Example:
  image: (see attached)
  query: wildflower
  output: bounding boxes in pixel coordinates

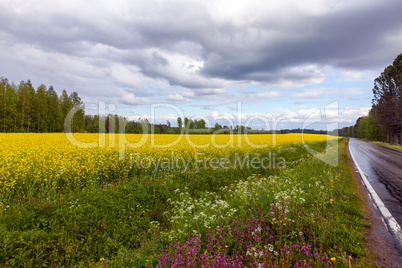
[331,257,336,261]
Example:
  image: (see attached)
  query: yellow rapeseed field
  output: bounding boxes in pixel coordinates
[0,133,338,196]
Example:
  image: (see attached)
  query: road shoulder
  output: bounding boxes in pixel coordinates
[368,140,402,152]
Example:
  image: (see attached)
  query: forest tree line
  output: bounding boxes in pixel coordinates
[0,77,181,134]
[336,53,402,144]
[0,78,85,133]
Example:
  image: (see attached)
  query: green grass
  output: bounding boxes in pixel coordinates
[0,139,374,267]
[369,141,402,151]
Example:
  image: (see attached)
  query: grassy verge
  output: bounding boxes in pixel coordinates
[0,139,373,267]
[369,141,402,151]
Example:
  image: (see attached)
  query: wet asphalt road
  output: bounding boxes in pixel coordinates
[349,138,402,226]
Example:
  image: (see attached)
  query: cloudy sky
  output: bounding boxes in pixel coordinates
[1,0,401,130]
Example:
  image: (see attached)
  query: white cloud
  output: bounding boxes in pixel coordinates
[120,92,147,105]
[255,91,281,98]
[166,94,190,103]
[292,90,325,99]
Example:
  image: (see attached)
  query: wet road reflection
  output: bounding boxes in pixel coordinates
[349,138,402,226]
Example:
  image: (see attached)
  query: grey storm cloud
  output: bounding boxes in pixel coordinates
[0,0,401,100]
[199,1,402,81]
